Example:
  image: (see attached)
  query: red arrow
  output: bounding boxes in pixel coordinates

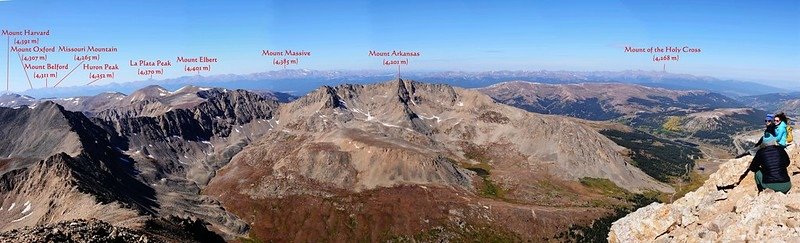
[53,60,84,88]
[86,77,103,85]
[17,52,32,89]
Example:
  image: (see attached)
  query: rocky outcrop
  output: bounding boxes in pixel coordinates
[0,219,155,243]
[0,217,224,243]
[609,145,800,242]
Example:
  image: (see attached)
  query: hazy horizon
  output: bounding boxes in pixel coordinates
[0,68,791,101]
[1,0,797,92]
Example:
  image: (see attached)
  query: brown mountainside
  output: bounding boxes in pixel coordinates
[205,79,670,241]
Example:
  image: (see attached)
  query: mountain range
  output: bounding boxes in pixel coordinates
[15,69,790,99]
[738,92,800,116]
[0,79,690,241]
[479,81,764,153]
[477,81,743,120]
[0,76,788,241]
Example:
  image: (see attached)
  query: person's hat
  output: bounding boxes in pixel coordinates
[766,113,775,120]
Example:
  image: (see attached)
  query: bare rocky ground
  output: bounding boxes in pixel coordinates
[0,219,153,243]
[0,217,224,243]
[610,144,800,241]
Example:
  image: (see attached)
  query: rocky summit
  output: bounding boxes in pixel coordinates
[609,145,800,242]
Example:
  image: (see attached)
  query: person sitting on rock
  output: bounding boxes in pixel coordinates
[749,121,792,193]
[774,112,790,147]
[736,113,774,158]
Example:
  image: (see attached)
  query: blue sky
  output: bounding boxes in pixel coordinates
[0,0,797,91]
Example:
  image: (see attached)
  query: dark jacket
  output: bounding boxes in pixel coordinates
[750,145,791,183]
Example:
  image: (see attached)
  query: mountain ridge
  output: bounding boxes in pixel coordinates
[14,69,787,99]
[0,101,158,232]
